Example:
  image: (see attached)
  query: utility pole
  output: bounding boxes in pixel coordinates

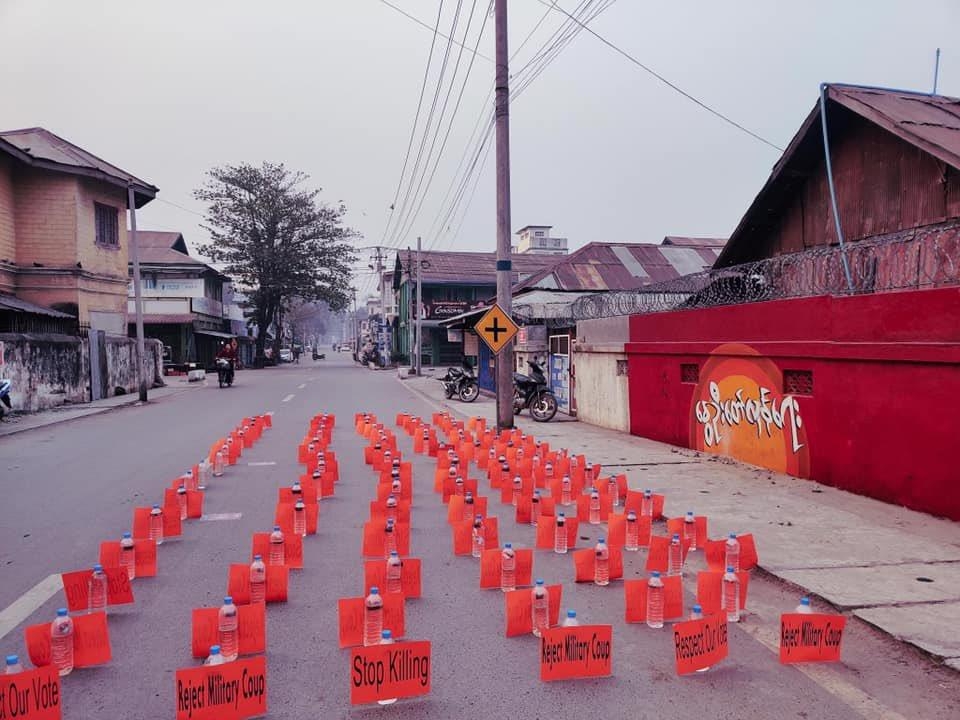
[415,235,423,377]
[127,186,148,403]
[494,0,514,430]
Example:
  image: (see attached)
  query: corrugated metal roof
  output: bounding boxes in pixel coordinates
[513,241,724,293]
[0,294,75,318]
[0,127,157,206]
[135,231,207,266]
[394,250,556,285]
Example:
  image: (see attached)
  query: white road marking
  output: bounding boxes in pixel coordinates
[248,461,276,467]
[199,513,243,522]
[297,383,306,389]
[0,573,62,640]
[282,394,295,402]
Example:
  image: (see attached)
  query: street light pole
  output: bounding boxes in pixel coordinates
[494,0,514,430]
[415,235,422,377]
[127,186,148,403]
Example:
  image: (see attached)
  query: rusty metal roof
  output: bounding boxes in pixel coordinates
[512,240,725,293]
[0,127,157,207]
[0,293,75,318]
[393,249,556,286]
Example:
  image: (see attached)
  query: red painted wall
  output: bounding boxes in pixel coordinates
[626,287,960,520]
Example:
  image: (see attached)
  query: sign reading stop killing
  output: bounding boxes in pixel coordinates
[350,640,431,705]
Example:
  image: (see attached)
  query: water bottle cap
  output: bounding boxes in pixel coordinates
[627,511,636,519]
[224,596,233,604]
[726,566,735,573]
[672,533,680,541]
[178,484,186,491]
[558,511,565,517]
[598,538,605,544]
[152,503,161,509]
[651,571,661,578]
[644,489,651,495]
[693,604,702,613]
[390,551,399,557]
[122,532,132,538]
[475,514,483,520]
[728,532,737,539]
[566,610,577,618]
[93,564,103,572]
[381,630,392,639]
[273,525,281,532]
[535,579,544,586]
[253,554,263,561]
[56,608,68,617]
[210,645,221,655]
[504,542,512,549]
[800,597,811,606]
[370,586,380,594]
[534,490,541,497]
[6,655,19,665]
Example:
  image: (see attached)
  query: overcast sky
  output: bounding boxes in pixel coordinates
[2,0,958,299]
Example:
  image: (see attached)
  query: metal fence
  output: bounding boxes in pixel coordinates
[563,220,960,323]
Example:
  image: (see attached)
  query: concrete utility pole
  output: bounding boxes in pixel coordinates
[127,187,148,402]
[494,0,514,430]
[415,235,423,377]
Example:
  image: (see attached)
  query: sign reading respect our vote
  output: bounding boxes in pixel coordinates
[539,625,612,681]
[349,640,432,705]
[0,666,62,719]
[673,615,729,675]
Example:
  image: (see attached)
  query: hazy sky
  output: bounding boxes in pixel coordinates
[2,0,958,299]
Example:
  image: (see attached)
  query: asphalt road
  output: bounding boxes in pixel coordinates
[0,353,956,719]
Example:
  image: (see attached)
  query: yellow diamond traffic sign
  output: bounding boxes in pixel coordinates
[475,304,519,355]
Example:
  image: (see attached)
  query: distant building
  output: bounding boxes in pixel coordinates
[0,127,158,333]
[513,225,568,255]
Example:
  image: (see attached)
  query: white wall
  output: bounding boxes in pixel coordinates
[572,315,630,432]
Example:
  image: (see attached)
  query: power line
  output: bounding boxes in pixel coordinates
[537,0,784,151]
[374,0,493,63]
[154,196,205,217]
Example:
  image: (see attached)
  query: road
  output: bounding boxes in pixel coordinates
[0,352,956,719]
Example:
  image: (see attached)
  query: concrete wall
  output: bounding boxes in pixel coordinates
[0,332,163,412]
[573,316,629,432]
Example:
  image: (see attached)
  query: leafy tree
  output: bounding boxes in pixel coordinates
[195,162,357,361]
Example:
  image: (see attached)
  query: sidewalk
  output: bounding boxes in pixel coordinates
[400,372,960,671]
[0,382,195,438]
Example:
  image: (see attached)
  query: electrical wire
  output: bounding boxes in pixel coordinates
[374,0,493,63]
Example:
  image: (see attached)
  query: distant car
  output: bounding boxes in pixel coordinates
[279,348,293,362]
[339,345,352,353]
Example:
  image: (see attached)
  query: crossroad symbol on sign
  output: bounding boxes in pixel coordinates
[475,304,519,355]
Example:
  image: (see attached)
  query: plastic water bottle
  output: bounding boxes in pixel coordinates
[608,475,620,507]
[641,489,653,518]
[530,491,541,526]
[386,551,403,593]
[149,504,164,546]
[292,480,303,499]
[5,655,22,675]
[50,608,74,676]
[205,645,225,666]
[594,538,609,586]
[384,519,397,558]
[796,597,813,614]
[668,533,683,576]
[625,511,639,552]
[269,526,285,566]
[684,511,697,551]
[545,462,554,483]
[88,564,108,614]
[218,597,238,661]
[646,572,664,629]
[725,533,740,572]
[723,566,740,622]
[689,605,710,671]
[364,587,383,647]
[213,449,225,477]
[500,543,516,592]
[462,492,475,521]
[562,610,579,627]
[173,484,186,521]
[585,463,595,487]
[589,487,601,525]
[554,512,568,554]
[385,494,399,523]
[185,469,198,492]
[249,555,266,604]
[512,476,522,507]
[198,460,211,490]
[561,476,572,506]
[294,499,306,537]
[391,474,402,495]
[471,515,485,558]
[531,579,549,638]
[377,630,397,705]
[454,476,464,497]
[120,532,136,580]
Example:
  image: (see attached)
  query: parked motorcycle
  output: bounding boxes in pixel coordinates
[513,360,558,422]
[439,359,480,402]
[0,378,12,420]
[215,358,234,388]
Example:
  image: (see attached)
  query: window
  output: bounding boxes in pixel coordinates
[553,239,563,247]
[142,273,157,290]
[616,359,629,376]
[95,203,119,247]
[681,363,699,383]
[534,231,544,237]
[783,369,814,395]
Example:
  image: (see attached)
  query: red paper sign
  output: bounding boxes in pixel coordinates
[175,655,266,720]
[674,615,729,674]
[447,495,488,524]
[695,571,750,615]
[337,596,406,648]
[540,625,612,681]
[624,576,684,622]
[505,585,562,637]
[575,492,613,523]
[363,558,422,599]
[534,516,580,550]
[274,502,318,536]
[479,548,534,589]
[666,516,708,549]
[251,533,303,570]
[0,666,61,719]
[451,517,500,555]
[645,535,691,573]
[623,491,665,519]
[349,640,431,705]
[779,614,846,663]
[191,603,266,658]
[133,506,181,540]
[99,539,157,578]
[25,611,111,669]
[60,567,133,612]
[362,521,411,558]
[571,547,624,583]
[227,564,289,605]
